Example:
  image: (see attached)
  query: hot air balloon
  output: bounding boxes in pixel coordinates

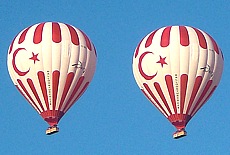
[7,22,97,135]
[132,25,224,139]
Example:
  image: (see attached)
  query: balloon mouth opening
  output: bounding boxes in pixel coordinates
[44,117,60,126]
[172,121,187,130]
[168,114,192,129]
[40,110,65,126]
[167,114,191,139]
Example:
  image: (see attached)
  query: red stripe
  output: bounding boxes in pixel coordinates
[17,79,42,113]
[143,83,169,116]
[141,88,168,117]
[208,34,219,54]
[80,30,92,50]
[9,36,17,54]
[134,39,142,58]
[52,71,60,110]
[72,82,89,104]
[27,78,45,112]
[19,26,31,44]
[62,76,84,111]
[165,75,177,113]
[154,82,172,115]
[52,22,62,43]
[58,72,75,110]
[16,85,27,101]
[191,86,217,116]
[179,26,189,46]
[186,76,203,114]
[65,24,79,45]
[145,29,158,48]
[37,71,49,110]
[180,74,188,113]
[33,23,45,44]
[190,80,213,115]
[161,26,171,47]
[64,82,89,112]
[141,89,154,104]
[192,27,207,49]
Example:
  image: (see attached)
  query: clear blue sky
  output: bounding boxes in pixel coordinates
[0,1,229,154]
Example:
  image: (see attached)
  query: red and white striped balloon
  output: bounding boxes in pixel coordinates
[132,25,224,138]
[7,22,97,134]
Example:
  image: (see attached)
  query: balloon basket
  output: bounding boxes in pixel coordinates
[173,129,187,139]
[46,125,59,135]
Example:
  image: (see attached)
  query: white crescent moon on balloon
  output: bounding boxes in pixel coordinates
[138,51,157,80]
[12,48,30,76]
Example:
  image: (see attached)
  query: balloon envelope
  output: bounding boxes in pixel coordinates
[7,22,97,134]
[132,25,224,138]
